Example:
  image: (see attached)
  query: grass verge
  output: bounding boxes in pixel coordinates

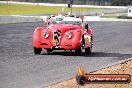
[118,16,132,19]
[0,3,107,15]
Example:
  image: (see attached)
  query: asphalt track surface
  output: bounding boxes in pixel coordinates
[0,22,132,88]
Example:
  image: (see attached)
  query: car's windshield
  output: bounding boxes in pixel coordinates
[60,21,81,26]
[56,18,63,21]
[48,17,64,25]
[48,19,57,25]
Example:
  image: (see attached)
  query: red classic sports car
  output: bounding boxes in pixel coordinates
[32,16,93,55]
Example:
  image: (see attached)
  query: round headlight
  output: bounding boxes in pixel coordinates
[65,32,72,39]
[42,31,49,38]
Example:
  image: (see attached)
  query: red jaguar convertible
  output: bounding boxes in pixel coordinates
[32,15,93,55]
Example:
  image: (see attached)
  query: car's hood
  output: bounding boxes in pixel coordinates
[46,24,81,32]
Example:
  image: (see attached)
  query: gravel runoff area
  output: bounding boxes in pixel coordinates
[48,59,132,88]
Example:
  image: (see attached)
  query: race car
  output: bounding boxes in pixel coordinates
[32,16,93,55]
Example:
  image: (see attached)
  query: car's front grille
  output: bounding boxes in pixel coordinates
[53,30,61,45]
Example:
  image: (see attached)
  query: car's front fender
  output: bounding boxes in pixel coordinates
[32,27,43,48]
[60,29,82,49]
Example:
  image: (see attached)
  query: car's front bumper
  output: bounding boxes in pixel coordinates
[33,39,81,50]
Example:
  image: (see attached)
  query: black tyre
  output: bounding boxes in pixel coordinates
[75,46,83,55]
[75,40,84,55]
[34,47,42,54]
[47,49,53,53]
[76,75,86,85]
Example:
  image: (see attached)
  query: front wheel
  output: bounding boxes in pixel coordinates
[34,47,42,54]
[75,44,83,56]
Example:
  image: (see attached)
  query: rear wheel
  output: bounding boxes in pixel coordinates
[34,47,42,54]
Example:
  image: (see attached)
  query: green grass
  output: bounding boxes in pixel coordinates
[0,3,107,15]
[118,16,132,19]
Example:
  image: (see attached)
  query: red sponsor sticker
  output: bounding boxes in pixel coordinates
[85,74,131,83]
